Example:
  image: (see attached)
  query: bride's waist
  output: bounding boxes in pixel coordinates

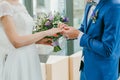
[0,47,14,56]
[16,44,36,50]
[0,44,37,54]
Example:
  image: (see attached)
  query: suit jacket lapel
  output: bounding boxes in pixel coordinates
[84,3,92,33]
[86,1,106,33]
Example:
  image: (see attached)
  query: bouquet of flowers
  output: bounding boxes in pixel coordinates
[33,12,69,52]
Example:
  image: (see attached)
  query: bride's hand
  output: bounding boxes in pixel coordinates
[58,23,69,29]
[45,28,63,36]
[36,38,52,45]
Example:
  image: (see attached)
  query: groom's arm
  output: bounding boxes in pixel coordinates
[80,6,120,57]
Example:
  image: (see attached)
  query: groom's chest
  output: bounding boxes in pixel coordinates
[83,3,110,37]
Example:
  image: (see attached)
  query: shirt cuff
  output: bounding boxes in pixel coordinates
[77,32,84,44]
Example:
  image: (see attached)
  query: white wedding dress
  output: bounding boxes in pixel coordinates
[0,1,42,80]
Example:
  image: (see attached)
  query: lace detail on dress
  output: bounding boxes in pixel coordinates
[0,1,13,18]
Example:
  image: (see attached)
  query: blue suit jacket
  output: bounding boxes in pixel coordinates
[80,0,120,80]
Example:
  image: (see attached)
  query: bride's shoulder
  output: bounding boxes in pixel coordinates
[0,1,11,8]
[0,1,13,18]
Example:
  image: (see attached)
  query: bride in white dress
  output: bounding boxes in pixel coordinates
[0,0,62,80]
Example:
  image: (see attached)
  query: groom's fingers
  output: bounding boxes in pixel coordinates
[62,29,69,35]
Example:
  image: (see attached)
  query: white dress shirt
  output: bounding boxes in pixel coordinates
[78,0,100,44]
[94,0,100,4]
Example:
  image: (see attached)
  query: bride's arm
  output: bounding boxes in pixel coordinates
[1,16,62,48]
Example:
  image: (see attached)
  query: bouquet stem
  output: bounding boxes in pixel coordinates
[53,46,62,52]
[52,40,61,52]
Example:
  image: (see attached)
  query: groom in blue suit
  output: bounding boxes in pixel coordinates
[60,0,120,80]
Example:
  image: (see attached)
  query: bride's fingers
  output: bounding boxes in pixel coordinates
[52,28,62,33]
[63,27,70,30]
[58,23,68,29]
[58,23,63,28]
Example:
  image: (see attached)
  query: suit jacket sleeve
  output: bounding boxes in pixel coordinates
[79,23,84,32]
[80,6,120,57]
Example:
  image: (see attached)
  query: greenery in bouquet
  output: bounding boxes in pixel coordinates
[32,12,69,52]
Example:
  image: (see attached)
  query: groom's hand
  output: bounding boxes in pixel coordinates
[58,23,83,39]
[62,27,80,39]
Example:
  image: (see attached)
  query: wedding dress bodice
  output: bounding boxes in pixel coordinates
[0,1,35,52]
